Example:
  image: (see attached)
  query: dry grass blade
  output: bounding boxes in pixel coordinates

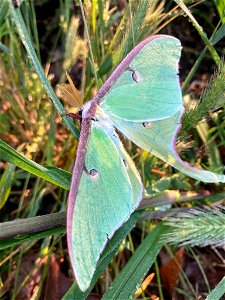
[57,73,83,109]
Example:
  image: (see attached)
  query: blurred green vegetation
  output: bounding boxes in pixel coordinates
[0,0,225,299]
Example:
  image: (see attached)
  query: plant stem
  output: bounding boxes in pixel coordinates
[0,212,66,239]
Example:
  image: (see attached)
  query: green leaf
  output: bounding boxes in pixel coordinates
[0,114,10,132]
[175,0,220,65]
[0,43,9,56]
[0,212,66,240]
[62,211,142,300]
[0,227,65,250]
[206,277,225,300]
[212,23,225,45]
[102,223,171,300]
[0,139,71,189]
[0,0,9,25]
[0,163,15,209]
[214,0,225,23]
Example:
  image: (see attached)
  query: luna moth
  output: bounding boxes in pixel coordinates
[67,35,225,292]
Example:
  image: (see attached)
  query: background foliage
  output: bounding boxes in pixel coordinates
[0,0,225,299]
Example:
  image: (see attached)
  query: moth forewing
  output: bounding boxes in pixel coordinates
[100,36,183,122]
[102,119,144,206]
[69,112,143,291]
[99,109,144,205]
[95,107,144,206]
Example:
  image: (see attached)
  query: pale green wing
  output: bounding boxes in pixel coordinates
[69,118,143,291]
[100,36,183,122]
[111,109,225,183]
[109,129,144,204]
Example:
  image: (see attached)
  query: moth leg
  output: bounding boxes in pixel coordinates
[61,112,82,120]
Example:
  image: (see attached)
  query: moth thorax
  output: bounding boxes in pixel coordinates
[82,100,93,115]
[142,122,152,128]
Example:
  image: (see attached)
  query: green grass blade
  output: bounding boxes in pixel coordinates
[102,223,171,300]
[212,23,225,44]
[98,0,105,59]
[29,0,41,61]
[175,0,220,65]
[9,3,79,138]
[46,111,56,165]
[0,41,10,55]
[0,163,15,209]
[197,121,222,172]
[91,0,97,33]
[0,212,66,239]
[214,0,225,23]
[62,211,142,300]
[0,0,9,24]
[0,227,65,250]
[206,277,225,300]
[0,139,71,189]
[182,23,225,93]
[78,0,100,88]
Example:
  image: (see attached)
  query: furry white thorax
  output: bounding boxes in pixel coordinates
[82,100,93,116]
